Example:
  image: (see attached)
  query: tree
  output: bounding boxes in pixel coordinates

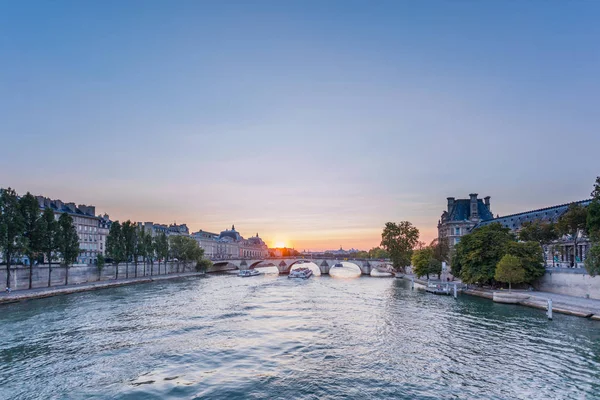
[411,247,433,279]
[587,200,600,242]
[196,258,212,272]
[143,229,154,276]
[19,193,44,289]
[135,226,146,276]
[453,223,513,285]
[40,208,59,287]
[96,254,105,281]
[505,241,545,283]
[556,203,588,266]
[585,244,600,277]
[121,220,136,278]
[106,221,125,279]
[495,254,526,292]
[368,247,390,259]
[57,213,80,285]
[518,220,558,267]
[169,235,185,272]
[351,250,369,259]
[380,221,420,272]
[153,232,169,274]
[0,188,25,290]
[430,237,450,263]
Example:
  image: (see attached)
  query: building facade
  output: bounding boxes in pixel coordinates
[437,194,494,248]
[192,225,269,259]
[36,196,110,265]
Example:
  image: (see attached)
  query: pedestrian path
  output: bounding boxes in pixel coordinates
[0,272,204,305]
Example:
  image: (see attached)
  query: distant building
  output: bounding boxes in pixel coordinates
[438,194,494,248]
[35,196,110,265]
[192,225,268,259]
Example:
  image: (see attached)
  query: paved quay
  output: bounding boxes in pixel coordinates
[401,274,600,321]
[0,272,205,305]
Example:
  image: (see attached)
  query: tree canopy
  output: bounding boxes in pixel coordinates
[380,221,419,271]
[495,254,525,291]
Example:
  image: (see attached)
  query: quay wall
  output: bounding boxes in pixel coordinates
[0,262,195,291]
[535,269,600,300]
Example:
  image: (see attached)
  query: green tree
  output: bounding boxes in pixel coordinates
[495,254,526,292]
[368,247,390,259]
[411,247,434,279]
[121,220,136,278]
[352,250,369,259]
[453,223,513,285]
[505,241,545,283]
[169,235,185,272]
[584,244,600,277]
[0,188,25,290]
[143,229,154,276]
[196,258,212,272]
[519,220,558,267]
[19,193,44,289]
[57,213,80,285]
[557,203,588,266]
[135,226,146,276]
[430,237,450,263]
[40,208,59,287]
[154,232,169,275]
[106,221,125,279]
[96,253,105,281]
[380,221,420,272]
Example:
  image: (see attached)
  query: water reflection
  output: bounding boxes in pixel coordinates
[330,262,362,278]
[254,266,279,275]
[290,262,321,276]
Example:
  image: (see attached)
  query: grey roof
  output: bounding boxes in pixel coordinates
[447,199,494,222]
[475,199,592,230]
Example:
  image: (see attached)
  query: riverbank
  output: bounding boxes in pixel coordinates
[403,275,600,321]
[0,272,205,305]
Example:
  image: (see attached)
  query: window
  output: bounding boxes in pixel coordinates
[454,237,460,245]
[455,227,460,235]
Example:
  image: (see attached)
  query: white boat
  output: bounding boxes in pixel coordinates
[288,267,313,279]
[239,269,261,277]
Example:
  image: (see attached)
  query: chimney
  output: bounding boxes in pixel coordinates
[55,199,64,210]
[484,196,491,212]
[469,193,479,220]
[65,202,77,213]
[447,197,455,212]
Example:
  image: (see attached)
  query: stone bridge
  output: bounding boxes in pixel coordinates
[208,258,393,275]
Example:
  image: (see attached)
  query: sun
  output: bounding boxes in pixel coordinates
[274,241,287,248]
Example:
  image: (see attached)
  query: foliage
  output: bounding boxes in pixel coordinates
[0,188,25,289]
[587,200,600,242]
[106,221,125,265]
[495,254,525,291]
[154,232,169,270]
[584,244,600,276]
[96,253,105,270]
[505,241,544,283]
[368,247,389,259]
[453,223,513,285]
[519,220,558,245]
[430,237,449,263]
[169,235,205,272]
[19,193,44,289]
[121,220,137,277]
[196,258,212,272]
[40,207,59,287]
[380,221,420,271]
[57,213,80,267]
[591,176,600,200]
[411,247,434,278]
[557,203,588,239]
[351,250,369,259]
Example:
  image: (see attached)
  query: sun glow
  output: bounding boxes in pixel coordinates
[274,242,287,248]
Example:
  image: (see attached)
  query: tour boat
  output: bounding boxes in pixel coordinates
[239,269,261,277]
[288,267,313,279]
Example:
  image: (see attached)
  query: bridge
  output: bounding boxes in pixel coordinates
[208,257,393,275]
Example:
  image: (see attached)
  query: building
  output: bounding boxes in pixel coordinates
[475,199,592,268]
[437,194,494,247]
[191,225,269,259]
[140,222,189,237]
[35,196,110,265]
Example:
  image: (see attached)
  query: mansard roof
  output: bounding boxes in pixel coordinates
[447,199,493,222]
[475,199,592,230]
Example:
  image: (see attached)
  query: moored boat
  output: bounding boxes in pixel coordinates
[288,267,313,279]
[239,269,261,277]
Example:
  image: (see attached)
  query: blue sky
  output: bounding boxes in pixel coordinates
[1,1,599,250]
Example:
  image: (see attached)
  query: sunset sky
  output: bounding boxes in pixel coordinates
[1,1,599,250]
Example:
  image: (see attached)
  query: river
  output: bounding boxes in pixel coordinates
[1,274,599,399]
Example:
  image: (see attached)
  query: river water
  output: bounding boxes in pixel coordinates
[1,274,599,399]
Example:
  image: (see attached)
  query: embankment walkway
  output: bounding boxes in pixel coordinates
[0,272,204,305]
[403,274,600,321]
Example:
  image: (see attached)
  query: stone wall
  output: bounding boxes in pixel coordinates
[534,269,600,300]
[0,262,196,291]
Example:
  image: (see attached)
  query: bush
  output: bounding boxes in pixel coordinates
[196,258,212,272]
